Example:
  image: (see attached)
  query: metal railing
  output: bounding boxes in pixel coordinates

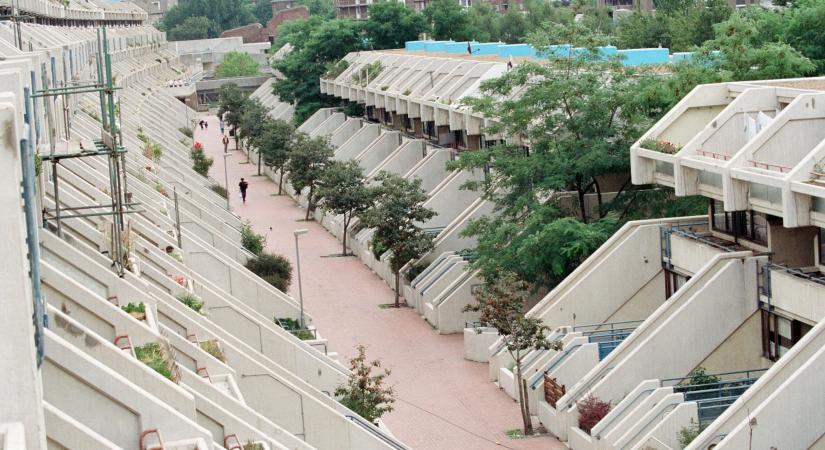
[346,415,408,450]
[529,344,583,389]
[660,368,768,387]
[573,319,644,334]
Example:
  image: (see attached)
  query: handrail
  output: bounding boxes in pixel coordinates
[563,366,614,408]
[572,319,644,333]
[620,402,678,449]
[767,263,825,288]
[411,253,449,288]
[432,271,472,306]
[660,368,768,387]
[594,387,656,438]
[674,378,759,395]
[530,344,583,390]
[696,150,732,161]
[346,415,407,450]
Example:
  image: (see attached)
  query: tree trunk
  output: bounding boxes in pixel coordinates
[522,378,533,435]
[577,182,588,224]
[257,152,262,176]
[394,271,400,307]
[305,186,313,221]
[593,177,603,218]
[515,360,533,435]
[278,169,284,195]
[342,216,349,256]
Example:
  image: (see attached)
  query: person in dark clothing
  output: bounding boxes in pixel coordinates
[204,121,208,130]
[239,178,249,203]
[222,135,230,153]
[467,42,472,54]
[198,120,204,130]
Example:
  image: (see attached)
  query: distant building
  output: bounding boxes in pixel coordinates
[128,0,178,23]
[335,0,520,20]
[599,0,755,13]
[220,0,309,43]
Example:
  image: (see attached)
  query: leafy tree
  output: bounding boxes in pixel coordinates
[317,161,374,256]
[365,1,429,50]
[297,0,335,18]
[696,13,815,80]
[238,99,270,172]
[785,0,825,73]
[423,0,480,41]
[286,134,334,220]
[467,3,499,42]
[273,17,366,122]
[334,344,395,423]
[246,252,293,291]
[166,16,217,41]
[161,0,257,40]
[499,10,528,44]
[215,51,261,79]
[360,172,435,307]
[254,0,273,24]
[464,272,559,434]
[255,119,296,194]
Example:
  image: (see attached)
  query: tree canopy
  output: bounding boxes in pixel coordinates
[161,0,257,41]
[317,161,375,256]
[215,52,262,79]
[285,134,335,219]
[365,1,429,50]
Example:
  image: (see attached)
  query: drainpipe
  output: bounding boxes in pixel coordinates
[23,86,47,367]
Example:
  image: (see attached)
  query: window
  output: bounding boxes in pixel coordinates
[664,268,690,298]
[424,121,436,139]
[761,309,812,361]
[403,116,412,132]
[710,200,768,245]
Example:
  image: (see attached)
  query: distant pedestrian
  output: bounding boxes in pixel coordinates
[239,178,249,203]
[467,42,472,55]
[198,120,204,130]
[219,119,225,134]
[222,135,230,153]
[204,121,209,130]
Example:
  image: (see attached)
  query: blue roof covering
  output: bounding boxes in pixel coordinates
[404,40,698,67]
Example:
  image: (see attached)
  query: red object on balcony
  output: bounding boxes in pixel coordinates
[196,366,212,383]
[748,160,791,173]
[114,335,133,352]
[696,149,731,161]
[224,434,243,450]
[139,429,165,450]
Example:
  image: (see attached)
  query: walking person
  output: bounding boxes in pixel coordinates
[204,121,209,130]
[222,134,230,153]
[219,118,225,135]
[198,119,204,130]
[239,178,249,203]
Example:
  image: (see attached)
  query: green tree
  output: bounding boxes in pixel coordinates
[273,17,366,122]
[286,134,335,220]
[161,0,257,40]
[467,3,499,42]
[238,99,270,172]
[360,172,435,307]
[365,1,429,50]
[785,0,825,73]
[218,83,247,133]
[297,0,335,18]
[464,272,558,435]
[499,10,528,44]
[254,0,273,24]
[166,16,217,41]
[334,345,395,423]
[697,13,815,80]
[255,119,296,194]
[423,0,480,41]
[215,51,261,79]
[317,161,374,256]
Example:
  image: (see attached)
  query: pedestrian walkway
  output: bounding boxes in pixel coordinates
[198,115,564,450]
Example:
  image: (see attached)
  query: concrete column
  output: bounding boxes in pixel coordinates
[0,103,47,450]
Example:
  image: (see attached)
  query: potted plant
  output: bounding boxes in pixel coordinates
[121,302,146,321]
[811,161,825,182]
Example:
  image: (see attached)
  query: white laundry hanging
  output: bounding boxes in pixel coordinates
[745,114,758,142]
[757,111,772,132]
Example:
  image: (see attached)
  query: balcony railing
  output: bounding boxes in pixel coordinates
[696,150,732,161]
[748,160,792,173]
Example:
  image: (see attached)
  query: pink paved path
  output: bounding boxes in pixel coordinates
[198,116,563,450]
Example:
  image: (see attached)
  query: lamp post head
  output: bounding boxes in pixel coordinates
[294,229,308,237]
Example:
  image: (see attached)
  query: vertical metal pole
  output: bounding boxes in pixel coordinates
[52,159,61,237]
[95,28,108,131]
[223,153,230,209]
[173,187,182,249]
[295,234,304,328]
[23,87,46,367]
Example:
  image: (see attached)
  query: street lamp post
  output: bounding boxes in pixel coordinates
[222,153,230,209]
[294,229,309,328]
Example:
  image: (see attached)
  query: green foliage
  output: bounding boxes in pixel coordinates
[285,134,334,219]
[324,59,350,80]
[317,160,375,255]
[121,302,146,320]
[165,15,217,41]
[464,272,558,433]
[135,342,177,382]
[365,1,429,50]
[246,253,293,291]
[161,0,256,41]
[176,292,205,314]
[254,0,273,24]
[239,99,270,145]
[179,126,193,138]
[272,17,366,123]
[34,152,42,177]
[297,0,335,18]
[640,138,681,154]
[199,339,226,362]
[678,419,704,447]
[360,172,435,305]
[784,1,825,73]
[356,61,383,87]
[275,317,315,340]
[423,0,480,41]
[240,222,267,256]
[334,344,395,423]
[210,183,229,198]
[685,366,721,389]
[191,144,213,177]
[215,51,262,79]
[218,83,248,129]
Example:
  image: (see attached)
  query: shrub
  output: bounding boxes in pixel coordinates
[640,138,681,154]
[246,253,292,292]
[684,367,720,391]
[199,339,226,362]
[135,342,177,382]
[335,344,394,423]
[577,395,611,434]
[191,142,213,177]
[275,317,314,340]
[121,302,145,320]
[243,441,263,450]
[324,59,349,79]
[176,292,204,314]
[210,184,228,198]
[240,222,266,256]
[678,419,704,448]
[179,127,193,138]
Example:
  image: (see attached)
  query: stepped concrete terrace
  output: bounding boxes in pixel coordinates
[200,115,565,450]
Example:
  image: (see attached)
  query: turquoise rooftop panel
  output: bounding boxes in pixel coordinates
[497,44,536,58]
[446,42,476,54]
[424,41,453,52]
[470,42,503,55]
[405,40,431,51]
[618,48,670,66]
